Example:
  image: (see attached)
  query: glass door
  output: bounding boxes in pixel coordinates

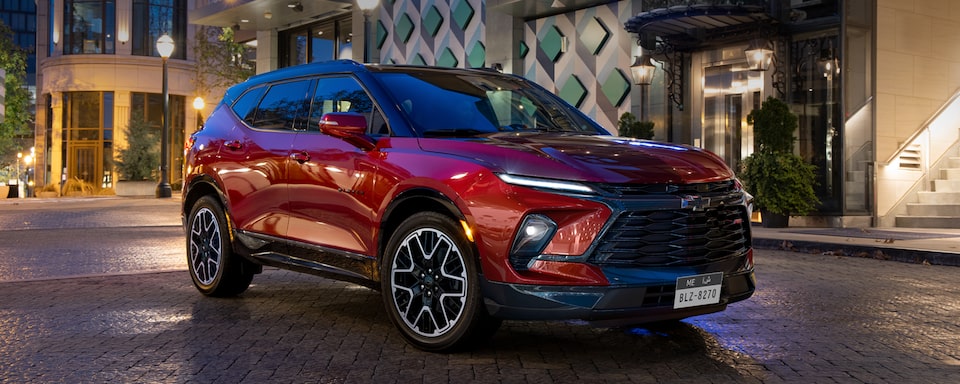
[702,64,761,168]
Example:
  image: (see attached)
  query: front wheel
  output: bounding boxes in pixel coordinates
[381,212,500,351]
[186,195,254,297]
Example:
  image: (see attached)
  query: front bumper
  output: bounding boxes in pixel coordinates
[481,268,755,326]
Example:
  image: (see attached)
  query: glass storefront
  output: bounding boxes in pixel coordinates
[62,91,113,186]
[279,17,353,68]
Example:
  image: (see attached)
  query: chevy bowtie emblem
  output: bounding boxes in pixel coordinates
[681,195,711,211]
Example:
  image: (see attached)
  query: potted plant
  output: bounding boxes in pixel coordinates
[115,111,159,196]
[738,97,819,227]
[618,112,655,140]
[34,183,59,198]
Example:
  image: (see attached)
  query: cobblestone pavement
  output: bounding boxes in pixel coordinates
[1,252,958,383]
[1,198,959,383]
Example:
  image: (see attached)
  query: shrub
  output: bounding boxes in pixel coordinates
[115,111,159,181]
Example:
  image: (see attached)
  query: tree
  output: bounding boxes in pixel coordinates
[193,26,256,106]
[115,111,159,181]
[0,20,31,157]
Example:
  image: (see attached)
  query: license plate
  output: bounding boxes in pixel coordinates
[674,272,723,309]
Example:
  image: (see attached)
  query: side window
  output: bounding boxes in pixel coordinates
[251,79,314,130]
[309,76,386,134]
[231,86,266,123]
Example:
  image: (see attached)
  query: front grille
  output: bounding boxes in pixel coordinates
[594,180,738,197]
[590,187,750,267]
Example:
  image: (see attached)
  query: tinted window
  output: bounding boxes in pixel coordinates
[308,76,376,132]
[251,80,314,130]
[231,86,266,123]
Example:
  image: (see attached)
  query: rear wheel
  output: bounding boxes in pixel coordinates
[187,195,253,296]
[381,212,500,351]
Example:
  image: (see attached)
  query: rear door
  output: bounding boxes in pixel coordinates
[216,78,315,238]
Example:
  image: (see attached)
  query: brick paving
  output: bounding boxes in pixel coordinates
[1,197,959,383]
[1,251,959,383]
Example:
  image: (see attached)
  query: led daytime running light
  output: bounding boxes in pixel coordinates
[498,174,594,194]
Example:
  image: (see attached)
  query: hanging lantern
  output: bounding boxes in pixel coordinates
[745,39,774,71]
[630,56,656,85]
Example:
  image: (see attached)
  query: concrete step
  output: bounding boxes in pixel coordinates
[918,191,960,204]
[906,203,960,216]
[942,168,960,180]
[896,216,960,228]
[934,179,960,192]
[949,157,960,169]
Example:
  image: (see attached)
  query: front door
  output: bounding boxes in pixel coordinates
[69,143,100,185]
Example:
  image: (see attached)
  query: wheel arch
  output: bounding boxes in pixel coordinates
[379,188,471,265]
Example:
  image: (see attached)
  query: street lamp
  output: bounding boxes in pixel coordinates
[193,96,205,132]
[357,0,380,63]
[156,34,174,198]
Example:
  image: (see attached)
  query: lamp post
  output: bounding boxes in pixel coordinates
[193,96,205,132]
[22,152,32,198]
[16,152,22,198]
[357,0,380,63]
[156,34,175,198]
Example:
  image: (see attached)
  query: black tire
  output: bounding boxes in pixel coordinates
[186,195,254,297]
[381,212,501,352]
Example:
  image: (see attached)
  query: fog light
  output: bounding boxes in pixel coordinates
[510,214,557,270]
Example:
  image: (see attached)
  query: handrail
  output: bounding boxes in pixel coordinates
[883,87,960,165]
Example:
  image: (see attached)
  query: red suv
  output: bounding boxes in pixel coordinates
[182,61,755,351]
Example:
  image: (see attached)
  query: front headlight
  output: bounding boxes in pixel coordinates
[497,174,595,194]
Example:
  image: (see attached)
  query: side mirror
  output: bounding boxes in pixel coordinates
[318,112,376,150]
[318,112,367,137]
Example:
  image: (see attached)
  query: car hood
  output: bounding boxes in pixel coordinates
[418,133,734,184]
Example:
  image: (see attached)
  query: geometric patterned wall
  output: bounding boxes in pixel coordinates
[523,2,636,132]
[378,0,486,68]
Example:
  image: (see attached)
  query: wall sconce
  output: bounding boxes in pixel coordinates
[117,14,129,44]
[744,39,773,71]
[630,56,656,85]
[52,27,59,45]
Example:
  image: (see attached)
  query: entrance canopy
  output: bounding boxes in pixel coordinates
[625,2,772,50]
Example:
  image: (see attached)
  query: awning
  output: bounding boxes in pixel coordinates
[625,3,772,50]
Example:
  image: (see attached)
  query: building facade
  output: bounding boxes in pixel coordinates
[35,0,196,191]
[186,0,960,228]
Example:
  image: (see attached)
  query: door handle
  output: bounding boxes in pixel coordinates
[291,151,311,164]
[224,140,242,150]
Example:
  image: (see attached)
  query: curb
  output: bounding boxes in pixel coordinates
[752,237,960,267]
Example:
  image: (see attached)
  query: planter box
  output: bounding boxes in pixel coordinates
[116,181,157,197]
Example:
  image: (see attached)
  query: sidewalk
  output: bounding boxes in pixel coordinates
[752,225,960,267]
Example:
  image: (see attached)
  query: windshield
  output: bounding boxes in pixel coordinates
[373,71,608,137]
